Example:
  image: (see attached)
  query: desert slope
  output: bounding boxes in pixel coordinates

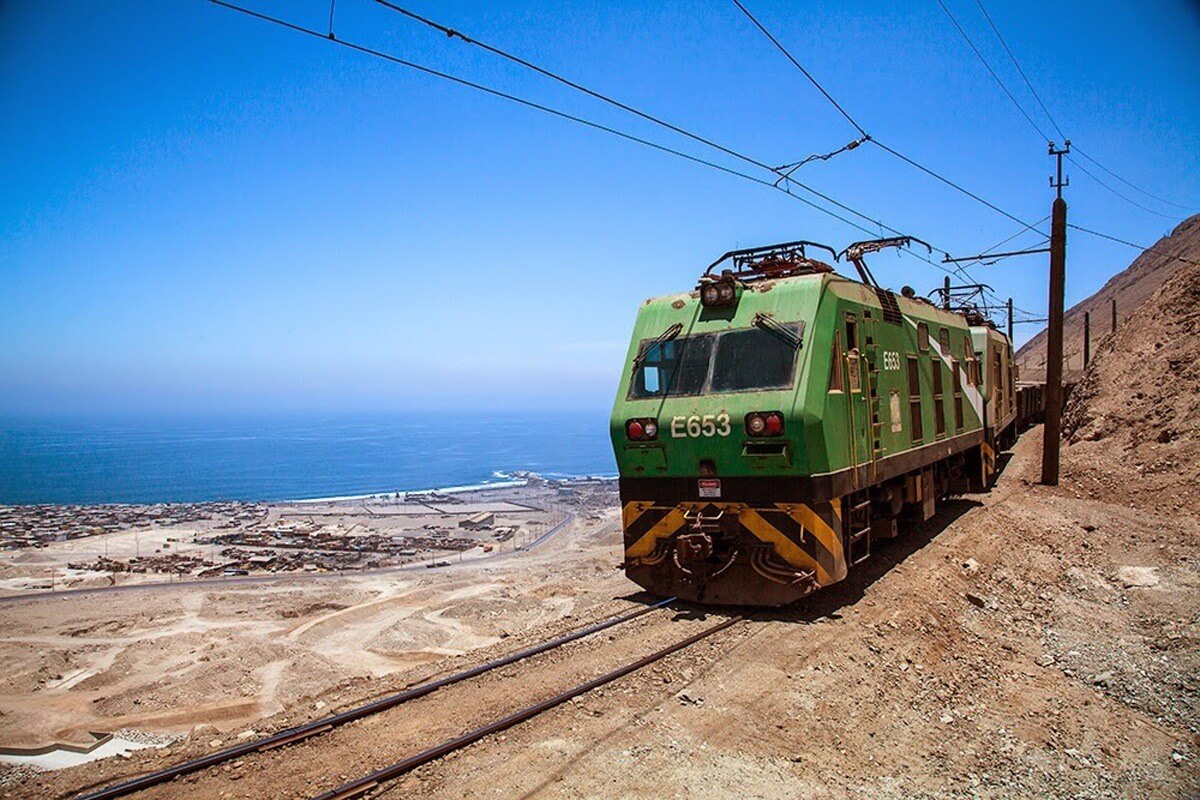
[1062,255,1200,513]
[1017,213,1200,381]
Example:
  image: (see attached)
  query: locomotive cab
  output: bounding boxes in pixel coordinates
[611,238,1000,606]
[612,242,848,605]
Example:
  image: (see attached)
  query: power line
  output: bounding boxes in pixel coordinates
[971,0,1065,141]
[933,0,1052,144]
[1068,223,1199,266]
[371,3,924,245]
[729,0,869,139]
[1072,146,1197,213]
[1067,155,1181,221]
[727,0,1055,292]
[374,0,818,189]
[728,0,1047,246]
[958,214,1051,267]
[969,0,1195,218]
[207,0,959,276]
[370,0,967,276]
[773,136,869,184]
[870,140,1042,235]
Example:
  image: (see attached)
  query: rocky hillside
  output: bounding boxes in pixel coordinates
[1061,253,1200,513]
[1017,213,1200,382]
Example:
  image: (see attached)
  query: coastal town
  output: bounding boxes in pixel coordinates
[0,475,617,593]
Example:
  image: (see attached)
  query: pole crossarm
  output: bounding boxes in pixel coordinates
[942,247,1050,264]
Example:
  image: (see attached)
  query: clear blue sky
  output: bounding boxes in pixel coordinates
[2,0,1197,414]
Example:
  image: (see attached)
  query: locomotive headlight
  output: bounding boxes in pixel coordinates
[745,411,784,437]
[698,278,738,308]
[642,419,658,439]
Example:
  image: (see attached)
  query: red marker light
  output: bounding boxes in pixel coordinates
[745,411,785,437]
[626,418,658,441]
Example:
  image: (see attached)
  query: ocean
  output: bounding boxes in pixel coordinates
[0,410,617,505]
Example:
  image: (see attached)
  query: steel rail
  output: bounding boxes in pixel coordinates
[75,598,675,800]
[312,614,745,800]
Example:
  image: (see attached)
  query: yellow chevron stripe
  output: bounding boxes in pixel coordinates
[775,502,840,551]
[625,508,687,558]
[739,508,835,584]
[830,497,842,523]
[622,501,653,531]
[623,501,843,584]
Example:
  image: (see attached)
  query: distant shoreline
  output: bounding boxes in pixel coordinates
[289,471,618,505]
[290,478,530,504]
[0,471,621,508]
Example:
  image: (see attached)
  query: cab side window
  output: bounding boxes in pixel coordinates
[907,355,923,442]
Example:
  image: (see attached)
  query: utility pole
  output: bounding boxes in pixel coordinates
[1042,140,1070,486]
[943,276,952,310]
[1006,298,1014,342]
[1083,311,1091,366]
[1111,297,1117,333]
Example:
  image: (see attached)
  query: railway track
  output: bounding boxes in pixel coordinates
[313,614,742,800]
[74,598,742,800]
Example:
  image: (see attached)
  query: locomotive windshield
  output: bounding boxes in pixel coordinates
[711,327,799,392]
[630,335,714,398]
[629,325,800,398]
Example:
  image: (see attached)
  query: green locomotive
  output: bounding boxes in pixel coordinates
[609,238,1017,606]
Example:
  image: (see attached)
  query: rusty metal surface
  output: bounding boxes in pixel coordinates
[703,239,838,281]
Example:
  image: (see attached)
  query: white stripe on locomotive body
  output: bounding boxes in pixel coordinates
[902,315,985,424]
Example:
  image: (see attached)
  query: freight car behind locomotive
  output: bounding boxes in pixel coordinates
[610,238,1021,606]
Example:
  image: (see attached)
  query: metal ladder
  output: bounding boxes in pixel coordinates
[846,490,872,565]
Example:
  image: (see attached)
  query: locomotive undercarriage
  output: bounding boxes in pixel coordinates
[622,499,841,606]
[622,447,987,607]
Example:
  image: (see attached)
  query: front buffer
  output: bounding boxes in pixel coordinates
[621,493,847,606]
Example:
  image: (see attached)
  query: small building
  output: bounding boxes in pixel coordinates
[458,512,495,531]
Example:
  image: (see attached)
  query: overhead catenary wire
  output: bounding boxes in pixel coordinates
[730,0,1046,246]
[368,0,973,277]
[1067,155,1181,221]
[374,0,863,187]
[206,0,960,276]
[727,0,1055,291]
[1071,146,1197,213]
[933,0,1052,145]
[919,2,1197,270]
[373,0,821,184]
[970,0,1196,217]
[773,135,870,184]
[1068,223,1200,267]
[970,214,1052,264]
[729,0,868,139]
[971,0,1064,141]
[369,1,911,245]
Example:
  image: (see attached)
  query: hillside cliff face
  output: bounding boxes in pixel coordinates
[1059,251,1200,513]
[1016,213,1200,382]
